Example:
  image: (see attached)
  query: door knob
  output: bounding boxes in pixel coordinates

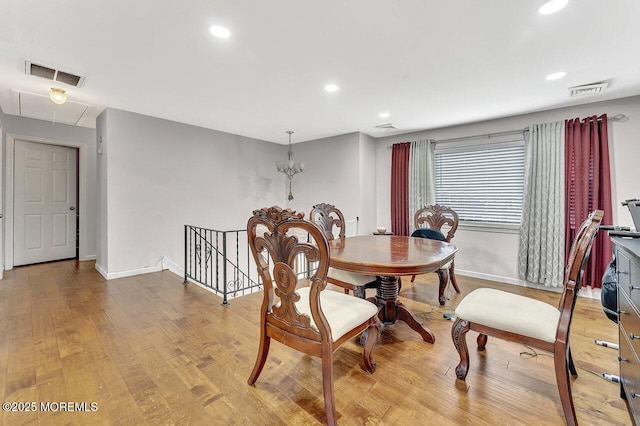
[69,206,76,211]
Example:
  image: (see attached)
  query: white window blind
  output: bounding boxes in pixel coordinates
[434,135,525,225]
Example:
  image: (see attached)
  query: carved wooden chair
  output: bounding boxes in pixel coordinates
[247,206,380,426]
[309,203,378,298]
[411,204,461,302]
[451,210,603,426]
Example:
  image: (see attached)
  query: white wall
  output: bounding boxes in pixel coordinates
[283,132,378,235]
[95,108,286,277]
[96,112,382,278]
[95,113,386,278]
[375,95,640,284]
[34,94,637,285]
[287,133,363,229]
[358,133,377,234]
[96,110,109,272]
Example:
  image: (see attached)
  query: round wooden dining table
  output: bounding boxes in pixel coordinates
[328,235,457,343]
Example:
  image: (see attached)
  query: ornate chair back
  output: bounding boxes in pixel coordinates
[309,202,346,241]
[414,204,459,242]
[247,206,331,343]
[308,203,378,298]
[410,204,461,300]
[246,206,380,426]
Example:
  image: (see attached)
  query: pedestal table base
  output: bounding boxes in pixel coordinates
[370,275,435,343]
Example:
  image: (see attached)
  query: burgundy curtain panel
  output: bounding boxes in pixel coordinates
[564,114,613,288]
[391,142,411,236]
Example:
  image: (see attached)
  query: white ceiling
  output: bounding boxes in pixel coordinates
[1,1,639,144]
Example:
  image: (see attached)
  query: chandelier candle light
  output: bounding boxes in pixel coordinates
[276,130,304,201]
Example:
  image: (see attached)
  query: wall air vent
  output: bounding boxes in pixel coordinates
[568,82,608,97]
[25,61,85,87]
[375,123,398,130]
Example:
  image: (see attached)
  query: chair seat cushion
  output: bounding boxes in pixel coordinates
[454,288,560,343]
[328,267,377,287]
[296,287,379,342]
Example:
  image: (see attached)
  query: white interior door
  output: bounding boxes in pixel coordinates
[14,140,78,266]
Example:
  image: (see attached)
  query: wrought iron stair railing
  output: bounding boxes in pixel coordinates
[184,225,261,305]
[184,225,315,305]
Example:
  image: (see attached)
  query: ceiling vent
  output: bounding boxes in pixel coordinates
[25,61,85,87]
[375,123,398,130]
[568,82,608,97]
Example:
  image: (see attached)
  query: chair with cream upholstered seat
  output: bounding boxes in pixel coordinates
[247,206,380,426]
[309,203,378,298]
[451,210,603,426]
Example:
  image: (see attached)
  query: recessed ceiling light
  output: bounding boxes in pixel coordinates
[379,112,390,118]
[210,25,231,38]
[324,84,339,92]
[538,0,569,15]
[546,71,567,80]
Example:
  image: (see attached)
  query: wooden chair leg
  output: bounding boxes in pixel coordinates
[452,318,471,380]
[437,268,449,305]
[321,352,337,426]
[554,347,578,426]
[247,334,271,385]
[477,333,488,351]
[449,261,460,293]
[362,320,379,373]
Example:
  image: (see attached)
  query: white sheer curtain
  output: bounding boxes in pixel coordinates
[518,121,565,287]
[409,139,435,234]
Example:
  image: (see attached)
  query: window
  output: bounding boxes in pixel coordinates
[434,134,525,226]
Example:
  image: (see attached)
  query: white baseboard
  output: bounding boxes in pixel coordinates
[91,259,602,301]
[95,262,108,279]
[94,256,183,281]
[80,254,97,261]
[455,268,600,300]
[456,269,525,287]
[95,260,162,280]
[161,256,184,277]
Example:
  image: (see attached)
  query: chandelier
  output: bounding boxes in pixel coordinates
[276,130,304,201]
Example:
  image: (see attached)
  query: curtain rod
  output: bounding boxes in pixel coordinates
[386,113,627,149]
[433,129,526,145]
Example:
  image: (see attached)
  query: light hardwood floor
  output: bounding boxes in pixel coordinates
[0,260,632,425]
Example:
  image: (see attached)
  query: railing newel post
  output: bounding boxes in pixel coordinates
[222,231,229,306]
[183,225,188,284]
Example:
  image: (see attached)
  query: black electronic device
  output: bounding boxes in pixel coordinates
[622,198,640,230]
[607,229,640,238]
[607,199,640,238]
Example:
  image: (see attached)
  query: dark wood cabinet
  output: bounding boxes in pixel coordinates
[614,237,640,425]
